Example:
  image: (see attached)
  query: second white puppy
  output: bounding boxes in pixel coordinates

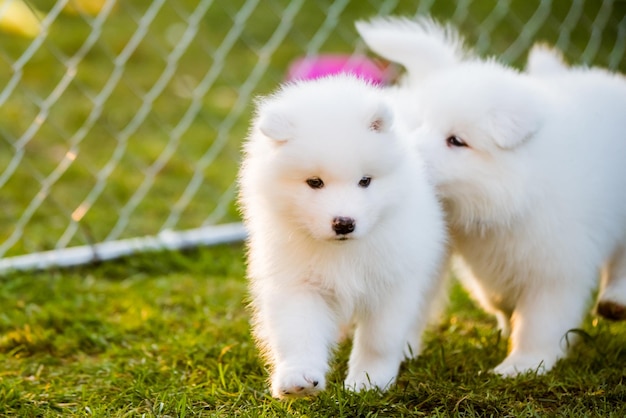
[358,17,626,376]
[239,75,447,398]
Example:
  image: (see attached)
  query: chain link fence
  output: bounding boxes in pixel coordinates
[0,0,624,270]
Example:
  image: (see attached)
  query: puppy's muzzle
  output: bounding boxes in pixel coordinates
[332,216,355,236]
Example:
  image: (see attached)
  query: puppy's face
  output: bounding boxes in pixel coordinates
[414,62,541,228]
[245,77,404,242]
[260,115,402,242]
[269,164,386,242]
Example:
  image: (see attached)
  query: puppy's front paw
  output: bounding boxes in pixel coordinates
[344,370,395,393]
[344,375,378,393]
[271,366,325,399]
[492,354,552,377]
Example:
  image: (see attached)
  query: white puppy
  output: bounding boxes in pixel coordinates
[238,75,447,398]
[358,17,626,376]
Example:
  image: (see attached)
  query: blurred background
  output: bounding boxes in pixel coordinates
[0,0,624,266]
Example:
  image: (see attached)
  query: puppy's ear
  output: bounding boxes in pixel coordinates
[369,103,393,133]
[356,16,467,82]
[487,98,540,149]
[257,107,293,143]
[526,43,568,75]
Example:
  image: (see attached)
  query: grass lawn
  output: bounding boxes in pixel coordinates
[0,244,625,416]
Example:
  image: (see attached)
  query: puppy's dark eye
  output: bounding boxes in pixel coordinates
[446,135,468,147]
[306,177,324,189]
[358,176,372,188]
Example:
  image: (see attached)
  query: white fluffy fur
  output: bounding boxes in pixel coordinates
[525,43,568,74]
[238,75,447,398]
[359,16,626,376]
[356,16,467,86]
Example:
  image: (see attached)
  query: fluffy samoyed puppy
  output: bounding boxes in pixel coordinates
[238,75,447,398]
[357,17,626,376]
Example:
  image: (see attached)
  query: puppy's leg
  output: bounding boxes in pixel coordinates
[345,287,419,391]
[597,244,626,320]
[455,258,511,336]
[463,283,512,337]
[493,311,512,338]
[258,288,337,398]
[494,280,591,377]
[405,275,449,358]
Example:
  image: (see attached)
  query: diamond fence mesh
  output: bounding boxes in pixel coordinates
[0,0,624,270]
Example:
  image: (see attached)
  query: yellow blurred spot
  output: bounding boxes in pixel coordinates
[140,307,150,320]
[64,0,116,16]
[66,150,77,161]
[0,0,42,38]
[6,324,33,344]
[71,203,88,222]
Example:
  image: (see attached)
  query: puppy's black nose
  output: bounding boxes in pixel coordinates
[332,216,355,235]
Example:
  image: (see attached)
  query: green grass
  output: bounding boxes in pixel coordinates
[0,243,625,416]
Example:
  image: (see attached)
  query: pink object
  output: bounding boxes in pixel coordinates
[286,54,390,85]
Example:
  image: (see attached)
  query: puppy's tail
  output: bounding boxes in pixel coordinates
[355,16,468,82]
[526,43,569,74]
